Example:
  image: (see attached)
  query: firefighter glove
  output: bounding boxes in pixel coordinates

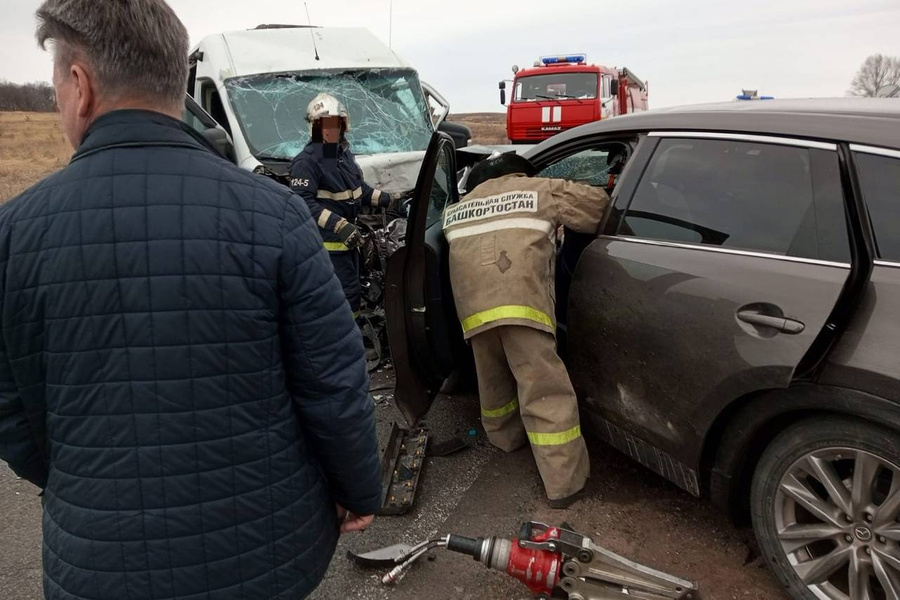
[335,219,364,249]
[389,190,415,216]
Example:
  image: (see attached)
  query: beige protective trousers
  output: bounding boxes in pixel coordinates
[470,325,590,500]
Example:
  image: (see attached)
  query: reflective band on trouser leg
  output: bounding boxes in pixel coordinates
[482,398,518,419]
[323,241,350,251]
[527,425,581,446]
[461,305,553,334]
[497,325,589,500]
[470,329,527,453]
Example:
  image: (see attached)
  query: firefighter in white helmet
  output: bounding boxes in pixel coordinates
[289,93,399,315]
[444,152,611,508]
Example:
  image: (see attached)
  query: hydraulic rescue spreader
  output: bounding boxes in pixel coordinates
[350,521,699,599]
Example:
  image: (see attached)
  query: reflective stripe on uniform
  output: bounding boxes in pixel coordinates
[372,189,382,203]
[527,425,581,446]
[317,187,363,201]
[481,398,519,419]
[444,218,554,242]
[323,241,350,251]
[318,209,334,229]
[461,305,553,333]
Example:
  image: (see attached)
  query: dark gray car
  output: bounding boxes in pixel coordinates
[387,98,900,600]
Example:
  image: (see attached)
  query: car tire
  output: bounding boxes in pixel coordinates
[751,416,900,600]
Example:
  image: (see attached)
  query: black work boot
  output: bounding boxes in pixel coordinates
[548,488,586,510]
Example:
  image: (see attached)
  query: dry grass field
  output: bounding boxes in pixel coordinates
[452,112,507,144]
[0,112,71,203]
[0,111,507,204]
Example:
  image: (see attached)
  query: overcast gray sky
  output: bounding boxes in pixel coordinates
[0,0,898,112]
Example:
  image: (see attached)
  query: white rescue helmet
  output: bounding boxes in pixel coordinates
[306,92,350,134]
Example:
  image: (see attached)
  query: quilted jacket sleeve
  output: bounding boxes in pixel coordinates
[0,339,46,489]
[278,196,382,515]
[0,219,48,488]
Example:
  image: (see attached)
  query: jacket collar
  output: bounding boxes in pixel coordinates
[72,109,218,163]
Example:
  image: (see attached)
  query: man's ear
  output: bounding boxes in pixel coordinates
[70,63,95,118]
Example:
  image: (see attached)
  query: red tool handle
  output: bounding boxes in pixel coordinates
[505,528,561,596]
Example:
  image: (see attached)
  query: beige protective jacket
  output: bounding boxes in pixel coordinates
[443,173,610,339]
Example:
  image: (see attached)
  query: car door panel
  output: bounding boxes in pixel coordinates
[821,265,900,402]
[568,238,849,483]
[822,149,900,401]
[385,132,465,425]
[564,135,852,494]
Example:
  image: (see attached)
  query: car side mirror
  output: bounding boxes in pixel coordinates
[202,127,236,163]
[610,80,619,96]
[499,81,507,106]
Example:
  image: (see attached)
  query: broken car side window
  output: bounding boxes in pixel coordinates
[538,149,611,187]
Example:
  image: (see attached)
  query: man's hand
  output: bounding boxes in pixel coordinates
[335,219,364,249]
[336,504,375,533]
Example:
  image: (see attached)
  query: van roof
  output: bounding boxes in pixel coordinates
[212,27,411,76]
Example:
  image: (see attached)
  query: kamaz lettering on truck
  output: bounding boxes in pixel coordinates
[499,54,648,144]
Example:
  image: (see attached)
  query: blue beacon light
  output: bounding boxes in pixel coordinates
[541,54,586,65]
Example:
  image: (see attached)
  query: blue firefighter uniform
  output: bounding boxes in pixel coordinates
[290,141,392,313]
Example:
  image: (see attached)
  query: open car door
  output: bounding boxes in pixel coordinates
[385,132,467,425]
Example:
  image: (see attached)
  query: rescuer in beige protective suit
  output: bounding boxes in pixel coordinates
[443,152,610,508]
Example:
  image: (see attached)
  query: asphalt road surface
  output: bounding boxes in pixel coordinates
[0,364,787,599]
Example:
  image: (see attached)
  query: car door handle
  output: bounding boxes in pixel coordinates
[737,311,805,335]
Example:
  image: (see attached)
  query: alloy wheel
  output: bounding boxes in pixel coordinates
[774,448,900,599]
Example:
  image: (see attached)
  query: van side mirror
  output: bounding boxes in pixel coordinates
[438,121,472,150]
[499,81,507,106]
[610,80,619,96]
[202,127,236,163]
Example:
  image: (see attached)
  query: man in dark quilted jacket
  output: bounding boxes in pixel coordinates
[0,1,382,598]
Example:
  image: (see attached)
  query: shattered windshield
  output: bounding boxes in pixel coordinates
[225,69,433,160]
[515,73,598,101]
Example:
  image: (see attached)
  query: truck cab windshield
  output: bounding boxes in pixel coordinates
[515,73,599,102]
[225,68,434,160]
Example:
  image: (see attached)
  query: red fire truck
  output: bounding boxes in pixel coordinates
[500,54,649,143]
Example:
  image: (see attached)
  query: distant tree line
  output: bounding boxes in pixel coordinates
[0,80,56,112]
[849,54,900,97]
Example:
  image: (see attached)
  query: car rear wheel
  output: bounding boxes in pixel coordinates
[751,417,900,600]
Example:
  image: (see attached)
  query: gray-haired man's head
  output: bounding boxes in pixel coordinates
[36,0,189,148]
